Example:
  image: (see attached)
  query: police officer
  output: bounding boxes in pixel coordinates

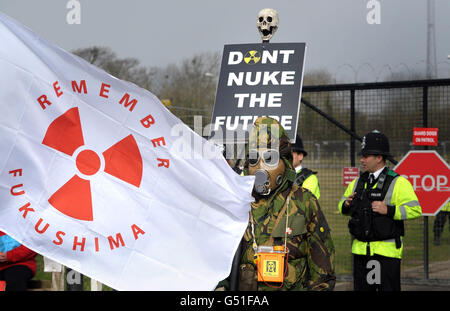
[338,130,422,291]
[291,135,320,199]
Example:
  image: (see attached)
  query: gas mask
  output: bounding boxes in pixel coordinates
[248,148,286,196]
[245,117,293,196]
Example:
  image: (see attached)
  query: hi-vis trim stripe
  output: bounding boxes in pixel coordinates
[383,176,416,219]
[382,237,403,244]
[351,178,359,193]
[399,201,421,220]
[384,175,399,205]
[399,205,407,220]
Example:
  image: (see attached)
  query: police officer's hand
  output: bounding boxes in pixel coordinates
[344,192,356,207]
[372,201,387,215]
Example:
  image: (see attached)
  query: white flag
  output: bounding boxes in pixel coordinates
[0,12,254,291]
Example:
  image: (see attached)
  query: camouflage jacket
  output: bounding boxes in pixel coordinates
[239,181,336,291]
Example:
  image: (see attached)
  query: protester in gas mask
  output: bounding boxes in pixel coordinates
[239,117,335,291]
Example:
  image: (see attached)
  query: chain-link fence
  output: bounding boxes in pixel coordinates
[300,79,450,285]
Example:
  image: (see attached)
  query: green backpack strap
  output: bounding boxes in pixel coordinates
[375,168,399,195]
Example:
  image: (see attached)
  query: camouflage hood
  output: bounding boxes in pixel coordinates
[244,117,296,200]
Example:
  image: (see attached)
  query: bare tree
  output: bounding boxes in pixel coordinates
[303,69,334,86]
[155,51,221,127]
[72,46,156,91]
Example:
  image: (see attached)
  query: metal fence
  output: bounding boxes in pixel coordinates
[300,79,450,285]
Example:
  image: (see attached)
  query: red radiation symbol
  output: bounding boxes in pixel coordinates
[42,107,143,221]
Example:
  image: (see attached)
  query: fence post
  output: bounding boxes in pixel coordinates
[350,89,356,167]
[422,86,429,279]
[349,89,356,286]
[51,267,65,291]
[43,257,64,291]
[90,279,103,291]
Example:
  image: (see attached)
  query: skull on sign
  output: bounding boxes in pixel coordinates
[257,8,279,42]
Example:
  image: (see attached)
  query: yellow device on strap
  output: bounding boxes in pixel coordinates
[256,245,285,283]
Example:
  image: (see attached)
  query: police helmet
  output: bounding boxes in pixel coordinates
[291,134,308,157]
[359,130,391,157]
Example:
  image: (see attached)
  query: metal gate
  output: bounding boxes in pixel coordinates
[300,78,450,287]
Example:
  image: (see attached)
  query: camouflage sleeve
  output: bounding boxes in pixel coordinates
[305,194,336,291]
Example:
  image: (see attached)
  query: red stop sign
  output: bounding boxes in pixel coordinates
[394,150,450,216]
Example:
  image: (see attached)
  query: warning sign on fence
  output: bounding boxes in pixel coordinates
[412,127,438,146]
[342,167,360,186]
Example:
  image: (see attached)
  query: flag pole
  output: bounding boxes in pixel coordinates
[230,9,277,290]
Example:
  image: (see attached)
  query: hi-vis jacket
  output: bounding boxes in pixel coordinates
[338,171,422,259]
[296,168,320,200]
[441,202,450,212]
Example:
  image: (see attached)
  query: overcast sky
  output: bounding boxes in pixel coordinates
[1,0,450,82]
